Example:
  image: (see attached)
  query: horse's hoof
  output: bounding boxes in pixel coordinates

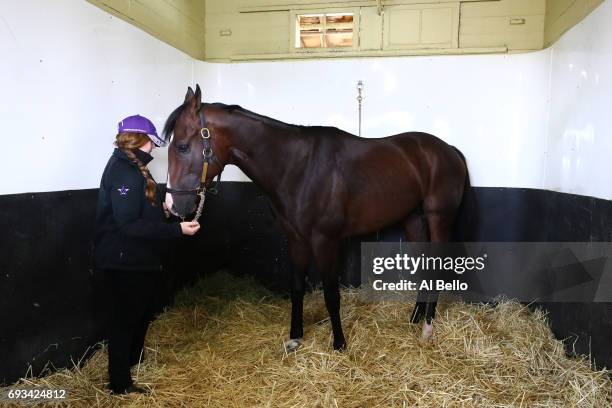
[421,322,433,341]
[333,340,347,351]
[284,338,302,353]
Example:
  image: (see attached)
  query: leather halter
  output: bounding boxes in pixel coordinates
[166,108,222,197]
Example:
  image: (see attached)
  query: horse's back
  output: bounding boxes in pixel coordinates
[308,127,456,160]
[327,130,463,180]
[304,127,465,195]
[309,129,466,235]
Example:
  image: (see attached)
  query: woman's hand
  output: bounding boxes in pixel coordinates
[163,203,171,218]
[180,221,201,236]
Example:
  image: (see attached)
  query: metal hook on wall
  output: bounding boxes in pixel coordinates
[357,80,364,138]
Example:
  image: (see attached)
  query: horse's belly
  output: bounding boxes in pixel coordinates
[344,193,421,236]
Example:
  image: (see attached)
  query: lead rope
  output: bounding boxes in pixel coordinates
[180,183,207,222]
[179,190,205,222]
[192,189,206,222]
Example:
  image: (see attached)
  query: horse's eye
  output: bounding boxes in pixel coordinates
[177,144,190,153]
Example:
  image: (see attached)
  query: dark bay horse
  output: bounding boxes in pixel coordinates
[163,85,469,351]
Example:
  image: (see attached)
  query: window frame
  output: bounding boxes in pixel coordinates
[290,7,360,54]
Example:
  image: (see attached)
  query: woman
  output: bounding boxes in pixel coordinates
[94,114,200,394]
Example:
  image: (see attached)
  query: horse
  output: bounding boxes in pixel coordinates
[163,85,469,351]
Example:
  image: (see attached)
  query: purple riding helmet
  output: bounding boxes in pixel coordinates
[118,114,167,147]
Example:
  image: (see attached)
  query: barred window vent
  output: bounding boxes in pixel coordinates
[295,13,354,49]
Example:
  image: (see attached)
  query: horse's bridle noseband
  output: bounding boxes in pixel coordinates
[166,108,223,221]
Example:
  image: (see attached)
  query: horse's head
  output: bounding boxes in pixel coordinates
[163,84,226,219]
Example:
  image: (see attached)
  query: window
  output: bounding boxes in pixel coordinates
[295,12,354,49]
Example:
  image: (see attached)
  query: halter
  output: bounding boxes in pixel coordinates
[166,108,223,221]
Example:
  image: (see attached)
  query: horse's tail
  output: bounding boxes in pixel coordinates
[451,146,478,242]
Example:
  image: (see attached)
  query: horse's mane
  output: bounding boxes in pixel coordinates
[162,104,185,143]
[163,102,296,142]
[218,103,295,129]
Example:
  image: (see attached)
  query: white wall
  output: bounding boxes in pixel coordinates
[197,54,551,188]
[544,0,612,199]
[2,0,611,201]
[0,0,194,194]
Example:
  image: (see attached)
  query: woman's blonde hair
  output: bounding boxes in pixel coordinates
[114,132,157,207]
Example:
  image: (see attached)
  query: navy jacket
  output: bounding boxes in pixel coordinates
[94,148,182,271]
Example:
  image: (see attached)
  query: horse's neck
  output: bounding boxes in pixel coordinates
[228,147,278,193]
[225,116,298,198]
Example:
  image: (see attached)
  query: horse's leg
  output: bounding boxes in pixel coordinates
[403,210,430,324]
[312,233,345,351]
[285,239,310,352]
[421,209,456,340]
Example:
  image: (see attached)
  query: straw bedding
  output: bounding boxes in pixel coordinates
[2,271,610,407]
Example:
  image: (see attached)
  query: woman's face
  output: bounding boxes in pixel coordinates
[140,139,154,153]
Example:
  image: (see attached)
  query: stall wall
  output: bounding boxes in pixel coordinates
[0,0,194,195]
[4,0,610,199]
[539,0,612,363]
[195,53,551,189]
[544,0,612,200]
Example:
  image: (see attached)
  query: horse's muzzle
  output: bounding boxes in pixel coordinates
[165,192,195,219]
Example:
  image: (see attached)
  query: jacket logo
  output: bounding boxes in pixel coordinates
[117,186,130,196]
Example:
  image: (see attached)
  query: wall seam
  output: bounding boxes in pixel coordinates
[541,46,554,190]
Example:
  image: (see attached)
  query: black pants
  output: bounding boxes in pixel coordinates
[106,269,160,392]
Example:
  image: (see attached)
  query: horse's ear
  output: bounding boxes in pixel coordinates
[184,86,195,104]
[194,84,202,110]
